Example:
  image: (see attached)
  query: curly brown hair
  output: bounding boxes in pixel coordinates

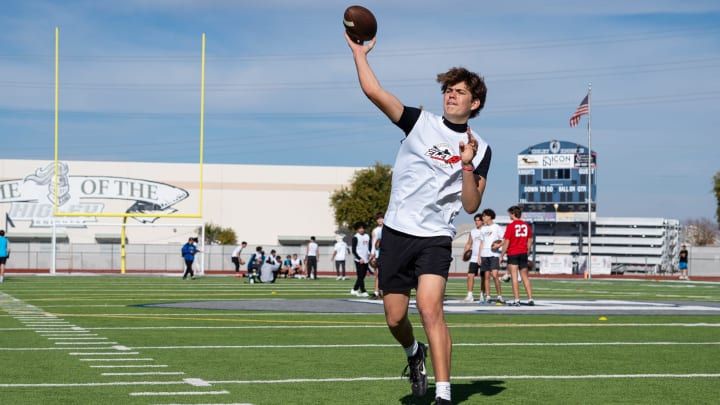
[436,67,487,118]
[508,205,523,219]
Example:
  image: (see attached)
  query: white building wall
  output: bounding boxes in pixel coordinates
[0,159,362,246]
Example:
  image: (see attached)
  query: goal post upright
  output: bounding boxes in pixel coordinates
[54,26,60,214]
[50,28,208,275]
[199,33,206,218]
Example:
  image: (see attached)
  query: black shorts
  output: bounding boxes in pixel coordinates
[467,262,479,275]
[480,256,500,272]
[0,256,6,265]
[507,253,529,269]
[378,226,452,293]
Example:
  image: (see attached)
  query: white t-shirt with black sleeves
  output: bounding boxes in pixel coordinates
[352,232,371,262]
[386,107,491,238]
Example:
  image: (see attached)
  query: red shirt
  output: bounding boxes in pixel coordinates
[503,219,531,256]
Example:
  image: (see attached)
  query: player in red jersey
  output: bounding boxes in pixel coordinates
[499,206,534,306]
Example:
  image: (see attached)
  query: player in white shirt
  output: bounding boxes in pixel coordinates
[305,236,319,279]
[370,212,384,297]
[350,222,371,297]
[290,254,305,279]
[462,214,485,302]
[346,33,490,404]
[231,241,247,273]
[331,237,349,280]
[478,209,504,303]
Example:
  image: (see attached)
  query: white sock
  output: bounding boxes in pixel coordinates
[404,340,418,357]
[435,381,451,401]
[466,291,473,297]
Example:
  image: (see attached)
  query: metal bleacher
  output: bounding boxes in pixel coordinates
[495,216,681,274]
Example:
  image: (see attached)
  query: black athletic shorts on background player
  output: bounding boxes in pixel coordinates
[480,256,500,272]
[507,253,529,269]
[377,225,452,293]
[467,262,480,275]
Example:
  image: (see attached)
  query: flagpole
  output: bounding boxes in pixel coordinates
[586,83,592,279]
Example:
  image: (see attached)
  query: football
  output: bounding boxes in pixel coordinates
[343,5,377,44]
[462,250,472,262]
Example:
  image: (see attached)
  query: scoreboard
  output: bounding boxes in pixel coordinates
[517,140,596,222]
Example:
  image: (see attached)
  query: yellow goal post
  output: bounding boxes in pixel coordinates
[50,27,208,274]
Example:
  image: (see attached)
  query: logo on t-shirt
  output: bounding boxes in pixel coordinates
[425,143,461,168]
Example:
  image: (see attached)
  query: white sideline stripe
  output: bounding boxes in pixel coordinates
[91,365,169,368]
[129,390,229,397]
[128,341,720,350]
[209,373,720,385]
[452,373,720,380]
[102,372,185,376]
[24,321,720,331]
[454,341,720,347]
[79,358,154,361]
[3,341,719,352]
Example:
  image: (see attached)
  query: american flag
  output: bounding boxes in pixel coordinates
[569,94,589,127]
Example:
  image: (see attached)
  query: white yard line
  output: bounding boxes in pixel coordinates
[4,340,718,352]
[46,337,108,340]
[70,352,140,355]
[90,365,169,368]
[79,358,155,362]
[129,390,230,397]
[101,372,185,376]
[2,373,719,389]
[1,290,231,398]
[54,341,118,345]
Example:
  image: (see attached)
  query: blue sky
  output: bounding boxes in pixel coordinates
[1,0,719,223]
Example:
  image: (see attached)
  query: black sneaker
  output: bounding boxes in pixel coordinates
[435,397,452,405]
[402,342,428,397]
[527,299,535,306]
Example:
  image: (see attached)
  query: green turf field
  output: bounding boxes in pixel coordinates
[1,276,719,404]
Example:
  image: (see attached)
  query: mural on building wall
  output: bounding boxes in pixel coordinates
[0,162,189,227]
